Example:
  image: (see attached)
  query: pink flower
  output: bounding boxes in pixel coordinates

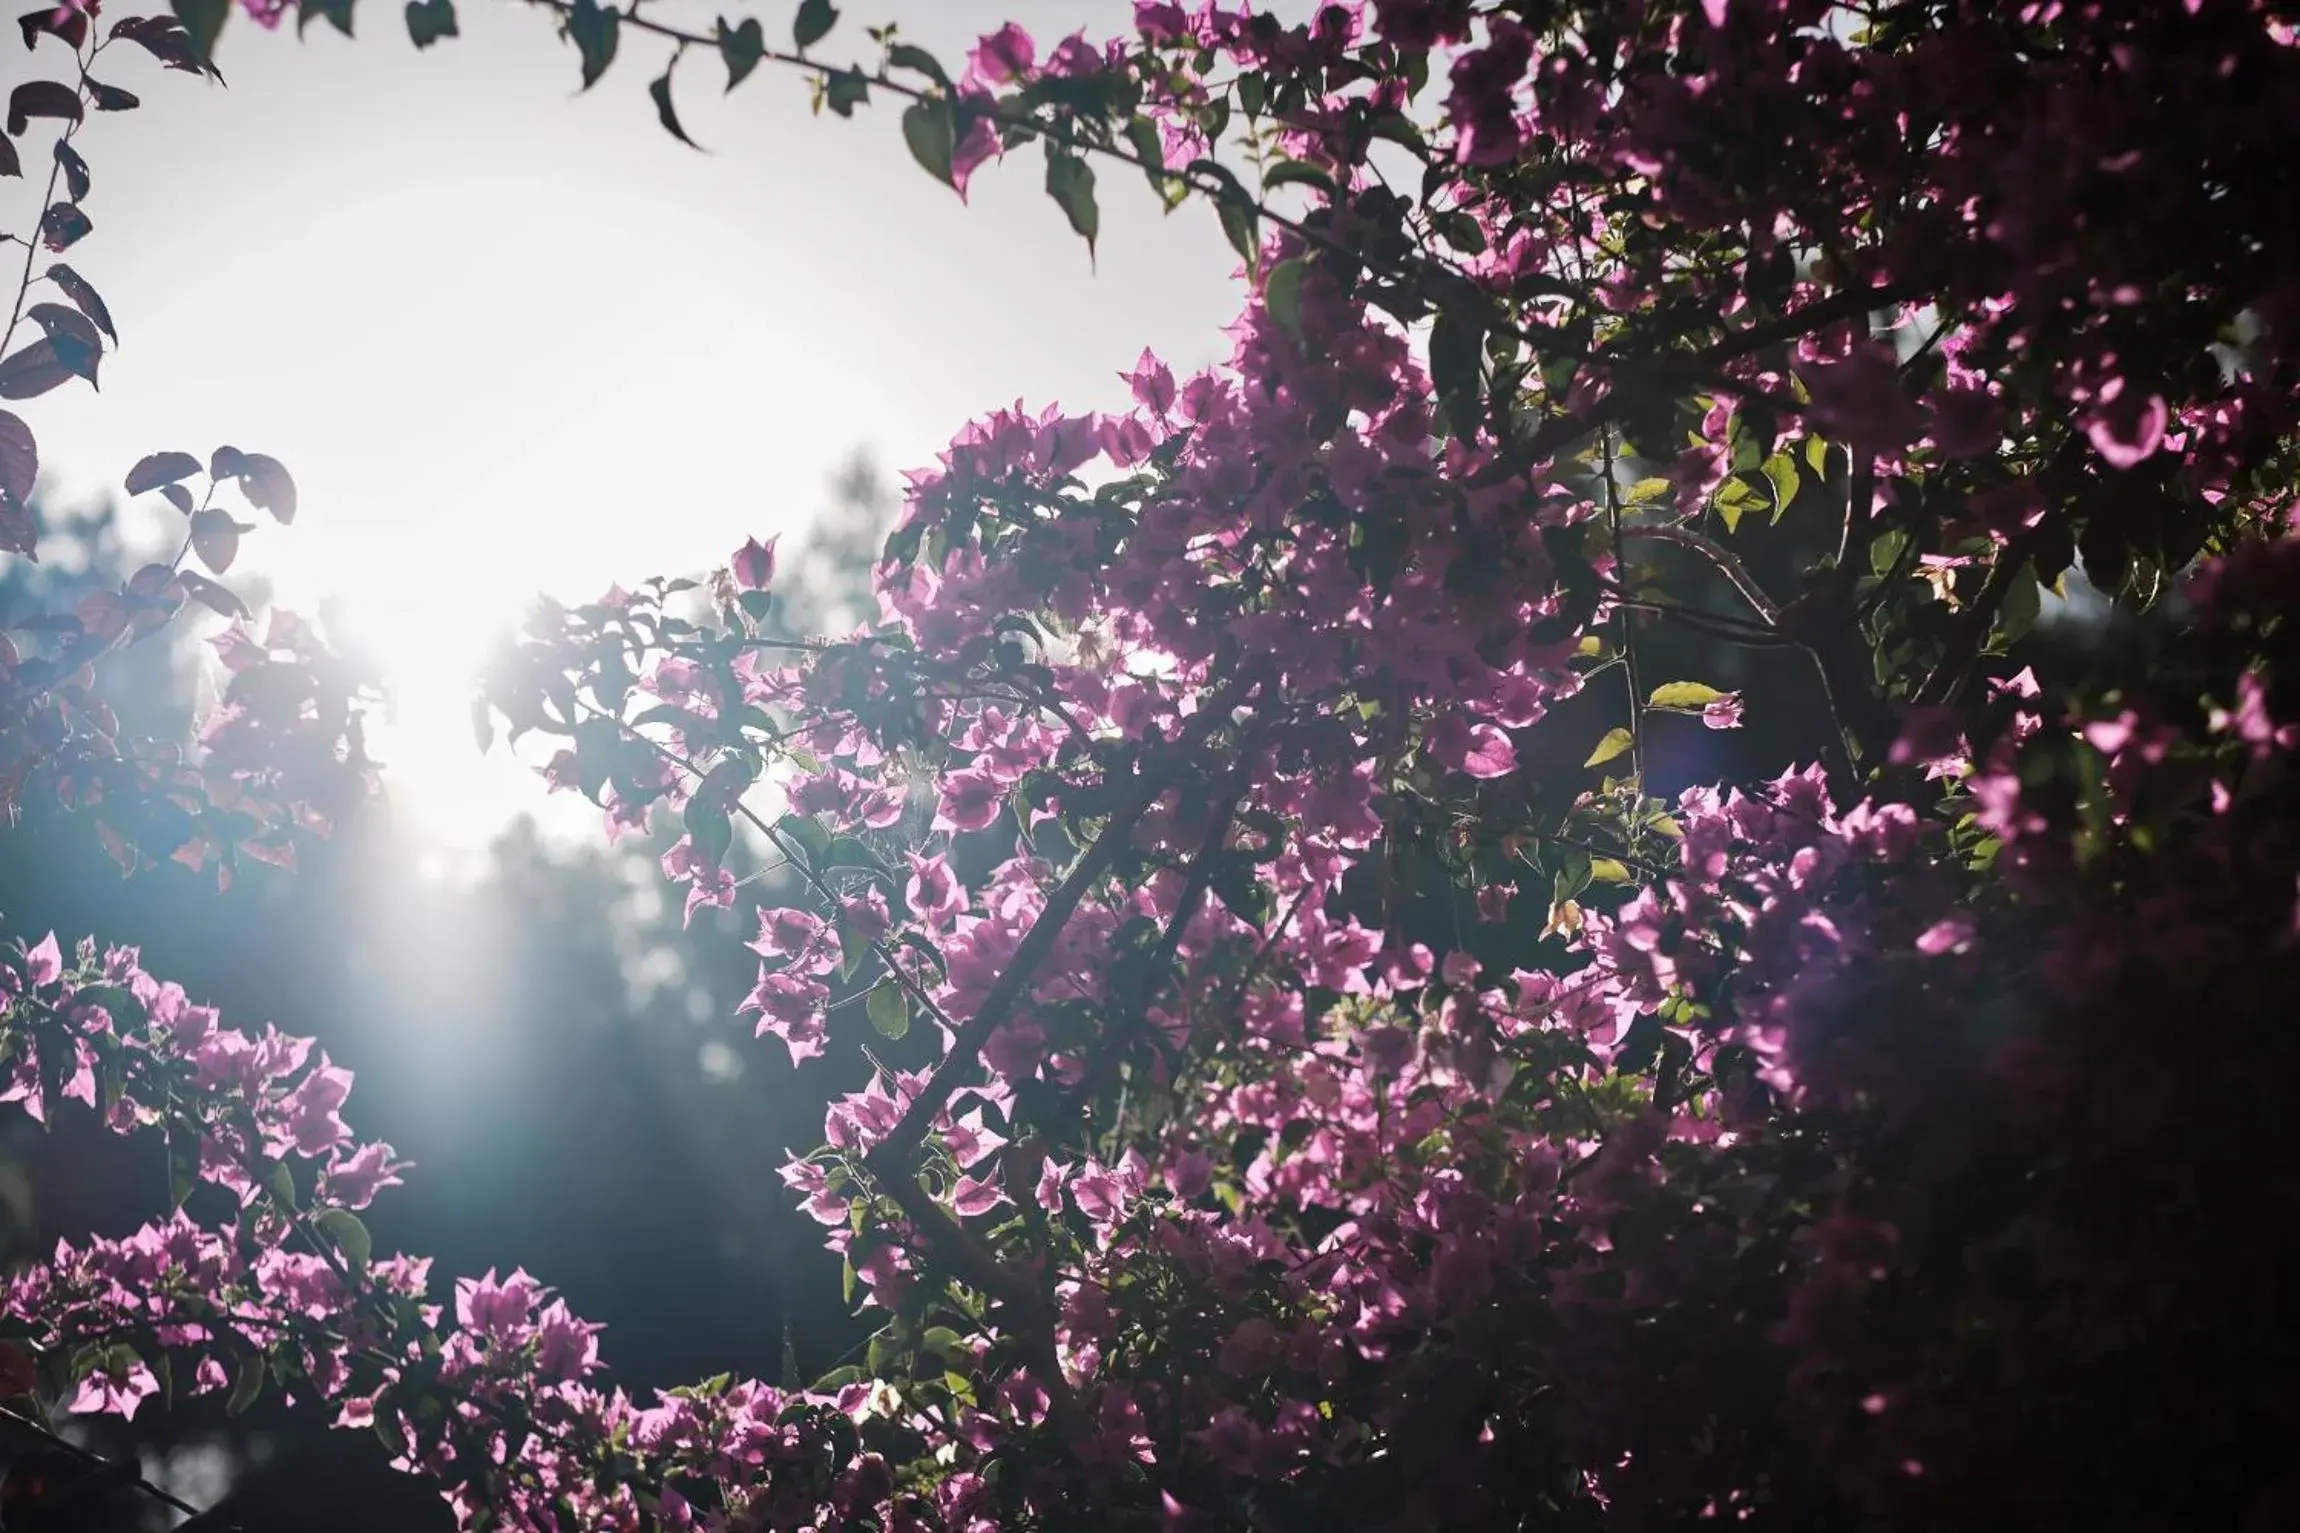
[967,22,1034,86]
[731,535,780,592]
[2082,379,2169,470]
[70,1359,158,1420]
[1122,349,1177,416]
[936,769,1007,832]
[23,931,60,989]
[1430,714,1518,778]
[1702,692,1746,731]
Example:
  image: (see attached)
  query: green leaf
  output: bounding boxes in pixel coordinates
[1044,153,1098,259]
[298,0,356,37]
[1216,196,1259,275]
[1584,727,1634,769]
[684,799,733,871]
[403,0,455,48]
[1428,299,1486,437]
[226,1355,265,1417]
[776,813,831,869]
[885,41,948,87]
[792,0,836,49]
[171,0,228,64]
[1586,857,1633,884]
[866,983,909,1040]
[1760,451,1800,521]
[1260,158,1334,195]
[650,69,702,148]
[1647,681,1725,710]
[1995,561,2040,646]
[822,67,869,116]
[1263,257,1304,338]
[567,0,618,90]
[1870,527,1907,580]
[314,1208,373,1272]
[901,99,956,188]
[717,16,763,88]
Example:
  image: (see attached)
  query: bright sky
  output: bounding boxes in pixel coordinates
[22,0,1281,846]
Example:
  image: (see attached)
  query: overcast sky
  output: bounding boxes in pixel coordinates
[17,0,1282,846]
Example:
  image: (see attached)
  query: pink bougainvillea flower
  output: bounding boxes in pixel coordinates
[1429,714,1519,778]
[731,535,779,592]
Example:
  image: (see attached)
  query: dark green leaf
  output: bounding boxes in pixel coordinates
[1044,153,1097,259]
[47,266,114,343]
[775,813,831,869]
[1263,257,1304,338]
[649,69,702,148]
[226,1355,265,1416]
[1428,299,1485,435]
[1216,197,1258,275]
[885,41,947,87]
[1260,158,1333,196]
[792,0,836,49]
[567,0,618,90]
[404,0,455,48]
[87,80,139,112]
[717,15,763,89]
[684,798,733,871]
[314,1207,373,1272]
[866,983,909,1040]
[822,67,869,115]
[901,99,955,188]
[298,0,357,38]
[169,0,228,64]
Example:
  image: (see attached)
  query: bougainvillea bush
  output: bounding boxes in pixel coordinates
[7,0,2300,1528]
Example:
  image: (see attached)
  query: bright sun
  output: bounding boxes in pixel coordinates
[268,509,589,855]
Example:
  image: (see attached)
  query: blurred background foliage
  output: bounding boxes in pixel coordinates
[0,453,893,1528]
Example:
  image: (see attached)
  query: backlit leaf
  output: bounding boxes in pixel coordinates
[125,451,201,496]
[0,410,32,506]
[23,303,99,384]
[47,265,116,341]
[866,983,909,1040]
[235,452,296,523]
[0,340,71,401]
[1647,681,1725,710]
[1584,727,1634,769]
[190,508,241,574]
[1263,257,1304,338]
